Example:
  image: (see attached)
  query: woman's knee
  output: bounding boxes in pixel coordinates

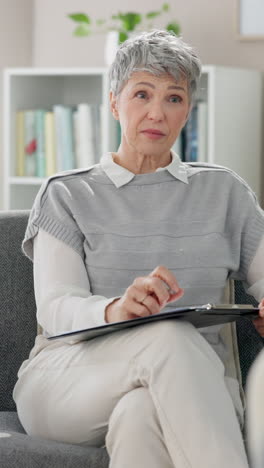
[106,387,159,450]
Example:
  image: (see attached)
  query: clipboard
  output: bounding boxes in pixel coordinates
[48,304,259,343]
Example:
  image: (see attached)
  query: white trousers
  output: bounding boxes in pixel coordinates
[246,348,264,468]
[13,321,249,468]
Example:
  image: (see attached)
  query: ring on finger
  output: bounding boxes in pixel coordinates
[140,294,149,305]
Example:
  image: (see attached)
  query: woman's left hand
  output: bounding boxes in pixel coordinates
[253,298,264,337]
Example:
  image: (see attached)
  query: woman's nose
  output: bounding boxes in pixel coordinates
[147,101,165,121]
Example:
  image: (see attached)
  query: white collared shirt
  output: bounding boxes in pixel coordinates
[99,150,188,188]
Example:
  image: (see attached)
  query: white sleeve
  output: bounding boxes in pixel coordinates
[246,236,264,302]
[33,228,119,336]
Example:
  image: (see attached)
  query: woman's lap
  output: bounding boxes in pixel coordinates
[13,321,241,446]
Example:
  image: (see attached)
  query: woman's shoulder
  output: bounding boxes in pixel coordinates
[186,161,240,178]
[39,163,107,199]
[28,165,103,218]
[44,163,100,187]
[186,161,254,193]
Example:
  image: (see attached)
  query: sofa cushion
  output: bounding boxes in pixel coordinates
[0,411,26,433]
[0,412,109,468]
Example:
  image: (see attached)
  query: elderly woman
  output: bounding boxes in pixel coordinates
[13,30,264,468]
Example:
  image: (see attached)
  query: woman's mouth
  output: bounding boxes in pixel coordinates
[141,129,166,139]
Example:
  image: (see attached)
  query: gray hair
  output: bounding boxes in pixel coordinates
[109,29,202,103]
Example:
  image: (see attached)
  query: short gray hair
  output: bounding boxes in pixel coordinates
[109,29,202,103]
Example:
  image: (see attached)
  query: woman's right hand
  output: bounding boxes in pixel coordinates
[105,265,184,323]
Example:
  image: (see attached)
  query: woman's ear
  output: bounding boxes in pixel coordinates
[109,91,119,121]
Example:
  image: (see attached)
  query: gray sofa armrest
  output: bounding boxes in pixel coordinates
[0,210,109,467]
[0,210,37,411]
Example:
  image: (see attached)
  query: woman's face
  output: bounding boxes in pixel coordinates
[110,71,191,158]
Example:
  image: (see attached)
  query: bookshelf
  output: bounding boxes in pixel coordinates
[2,65,263,209]
[3,68,117,209]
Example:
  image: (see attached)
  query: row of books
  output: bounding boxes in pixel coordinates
[172,100,208,163]
[15,103,102,177]
[15,100,207,178]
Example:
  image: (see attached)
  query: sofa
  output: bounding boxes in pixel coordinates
[0,209,263,468]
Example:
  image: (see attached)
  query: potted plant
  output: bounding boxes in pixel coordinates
[68,3,181,65]
[68,3,180,41]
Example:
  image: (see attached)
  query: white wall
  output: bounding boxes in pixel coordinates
[33,0,172,67]
[0,0,34,208]
[33,0,264,70]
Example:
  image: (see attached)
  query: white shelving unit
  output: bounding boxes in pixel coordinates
[198,65,262,201]
[3,67,117,209]
[2,65,263,209]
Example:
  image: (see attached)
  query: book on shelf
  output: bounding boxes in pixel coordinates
[185,103,198,162]
[15,110,37,177]
[25,110,37,177]
[45,112,57,176]
[35,109,46,178]
[178,100,208,163]
[53,105,76,172]
[15,112,25,176]
[73,103,96,168]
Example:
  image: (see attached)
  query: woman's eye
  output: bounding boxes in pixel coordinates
[170,95,182,103]
[136,91,147,99]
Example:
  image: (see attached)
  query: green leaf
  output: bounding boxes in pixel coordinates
[119,31,128,43]
[145,11,161,19]
[120,12,142,31]
[68,13,91,24]
[166,22,181,36]
[162,3,170,12]
[74,24,90,37]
